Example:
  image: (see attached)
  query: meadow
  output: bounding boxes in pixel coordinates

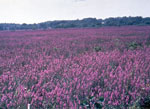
[0,26,150,108]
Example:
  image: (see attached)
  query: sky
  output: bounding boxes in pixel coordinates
[0,0,150,24]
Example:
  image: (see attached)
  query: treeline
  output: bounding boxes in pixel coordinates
[0,16,150,31]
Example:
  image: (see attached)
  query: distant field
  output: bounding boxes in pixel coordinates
[0,26,150,108]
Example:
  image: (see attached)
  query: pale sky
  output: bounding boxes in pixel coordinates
[0,0,150,24]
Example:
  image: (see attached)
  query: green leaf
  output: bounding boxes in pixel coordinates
[89,96,94,100]
[99,97,104,102]
[94,46,101,52]
[94,102,103,109]
[80,100,88,106]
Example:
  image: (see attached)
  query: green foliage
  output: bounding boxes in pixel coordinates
[53,47,58,51]
[45,50,51,56]
[146,36,150,46]
[85,47,89,51]
[21,61,26,67]
[128,42,142,50]
[94,102,103,109]
[109,61,119,69]
[80,100,89,107]
[139,96,150,108]
[99,97,104,102]
[0,67,3,76]
[129,96,150,109]
[94,46,102,52]
[89,96,94,101]
[80,96,104,109]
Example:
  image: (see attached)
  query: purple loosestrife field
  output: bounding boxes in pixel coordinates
[0,26,150,108]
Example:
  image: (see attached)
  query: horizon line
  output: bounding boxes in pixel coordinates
[0,16,150,25]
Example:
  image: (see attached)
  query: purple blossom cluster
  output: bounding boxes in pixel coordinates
[0,26,150,108]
